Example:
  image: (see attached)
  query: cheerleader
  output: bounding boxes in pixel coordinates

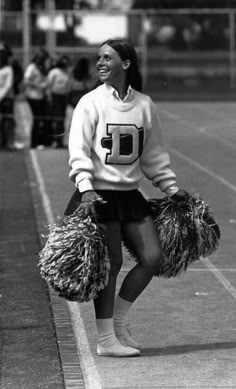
[65,39,189,357]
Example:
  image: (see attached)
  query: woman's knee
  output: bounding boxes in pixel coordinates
[141,249,163,274]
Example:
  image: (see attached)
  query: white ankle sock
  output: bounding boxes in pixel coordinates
[96,318,118,347]
[114,296,133,327]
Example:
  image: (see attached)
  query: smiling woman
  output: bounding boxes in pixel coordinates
[97,44,133,100]
[96,39,142,98]
[64,38,189,358]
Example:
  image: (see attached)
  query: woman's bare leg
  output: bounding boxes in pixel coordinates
[119,215,163,302]
[113,216,162,347]
[94,221,123,319]
[94,221,140,356]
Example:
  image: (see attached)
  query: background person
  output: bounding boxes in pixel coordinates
[0,44,15,150]
[68,56,91,109]
[47,55,72,148]
[24,48,50,149]
[1,41,25,150]
[64,57,91,146]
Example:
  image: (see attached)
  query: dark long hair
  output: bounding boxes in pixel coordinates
[31,47,49,74]
[101,39,143,92]
[0,48,9,68]
[73,57,90,81]
[56,55,71,70]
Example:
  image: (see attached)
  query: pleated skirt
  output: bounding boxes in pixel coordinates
[64,189,152,222]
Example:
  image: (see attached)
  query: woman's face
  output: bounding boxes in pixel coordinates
[96,44,128,87]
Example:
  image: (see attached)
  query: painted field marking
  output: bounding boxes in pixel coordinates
[140,179,236,302]
[194,102,236,121]
[203,258,236,300]
[30,150,102,389]
[170,147,236,193]
[160,107,236,151]
[30,151,54,226]
[31,135,236,387]
[120,268,236,272]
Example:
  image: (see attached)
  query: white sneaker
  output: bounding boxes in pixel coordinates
[114,324,141,349]
[97,342,140,357]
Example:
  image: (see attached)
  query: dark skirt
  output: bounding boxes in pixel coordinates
[64,189,151,222]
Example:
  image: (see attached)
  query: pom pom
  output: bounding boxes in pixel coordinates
[123,194,220,278]
[38,213,110,302]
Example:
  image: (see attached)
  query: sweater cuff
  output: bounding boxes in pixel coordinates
[75,178,94,193]
[164,184,179,197]
[158,178,177,192]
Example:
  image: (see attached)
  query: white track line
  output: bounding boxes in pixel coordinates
[120,268,236,272]
[140,162,236,301]
[203,258,236,300]
[31,142,236,386]
[170,147,236,193]
[164,149,236,301]
[30,151,54,226]
[161,107,236,151]
[30,150,102,389]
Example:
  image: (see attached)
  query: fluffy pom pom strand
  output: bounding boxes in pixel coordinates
[38,194,221,300]
[123,194,221,278]
[38,213,110,302]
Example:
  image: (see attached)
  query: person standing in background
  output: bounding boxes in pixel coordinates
[0,41,25,150]
[64,57,91,146]
[0,43,15,150]
[47,55,72,148]
[24,48,50,149]
[68,57,91,109]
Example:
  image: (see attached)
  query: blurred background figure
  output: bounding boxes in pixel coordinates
[68,57,91,109]
[47,54,72,148]
[0,43,15,150]
[64,57,91,146]
[24,47,50,149]
[1,41,27,150]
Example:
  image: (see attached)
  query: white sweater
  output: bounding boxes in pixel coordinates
[24,63,46,99]
[69,83,176,193]
[47,67,71,95]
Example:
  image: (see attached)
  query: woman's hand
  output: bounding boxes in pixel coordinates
[170,189,190,203]
[78,190,106,217]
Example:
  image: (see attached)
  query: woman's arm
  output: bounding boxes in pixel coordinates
[24,64,47,90]
[0,66,13,101]
[140,100,189,201]
[140,100,177,192]
[68,95,97,192]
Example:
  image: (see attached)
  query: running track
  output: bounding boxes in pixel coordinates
[11,102,236,388]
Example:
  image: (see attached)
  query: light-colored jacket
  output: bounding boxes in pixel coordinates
[47,67,71,95]
[0,65,13,102]
[24,63,47,99]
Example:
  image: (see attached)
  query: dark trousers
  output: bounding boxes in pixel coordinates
[50,94,67,147]
[0,97,15,148]
[27,97,49,148]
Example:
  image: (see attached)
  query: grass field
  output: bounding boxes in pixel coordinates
[30,101,236,388]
